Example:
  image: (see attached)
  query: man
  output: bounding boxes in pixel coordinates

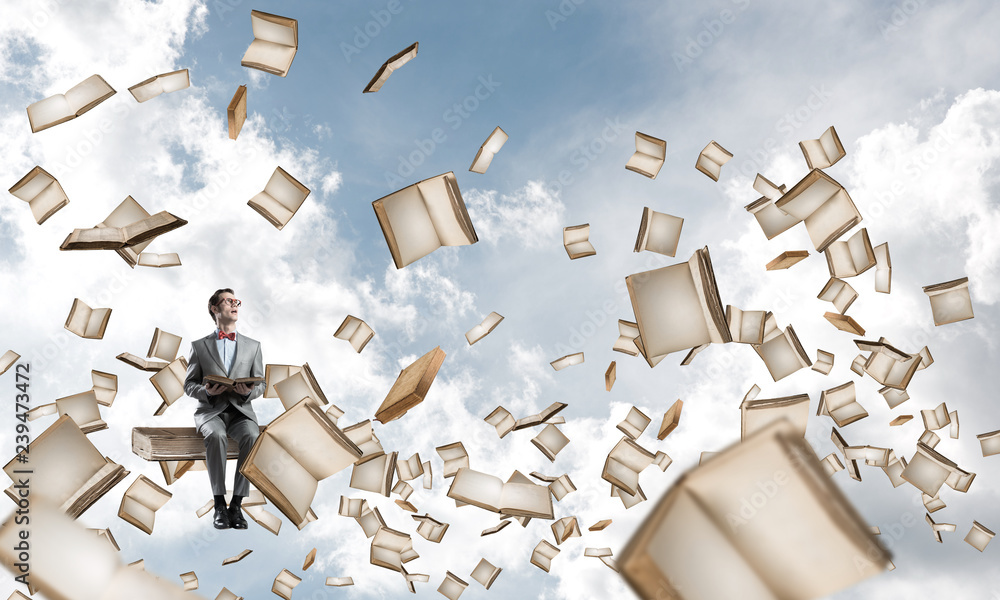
[183,288,265,530]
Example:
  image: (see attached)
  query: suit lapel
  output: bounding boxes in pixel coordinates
[203,333,226,373]
[229,334,250,376]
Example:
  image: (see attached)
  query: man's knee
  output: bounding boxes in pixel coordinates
[203,428,228,448]
[237,423,259,448]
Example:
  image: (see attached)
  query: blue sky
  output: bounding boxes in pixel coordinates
[2,1,1000,598]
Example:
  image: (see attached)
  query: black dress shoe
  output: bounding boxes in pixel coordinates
[228,506,248,529]
[213,506,231,529]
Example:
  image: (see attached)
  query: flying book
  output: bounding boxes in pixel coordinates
[59,210,188,250]
[0,502,196,600]
[150,357,188,416]
[606,361,616,391]
[466,311,504,345]
[469,126,508,174]
[978,429,1000,457]
[817,381,868,427]
[396,453,424,481]
[530,540,561,572]
[243,504,281,535]
[799,125,846,170]
[447,468,554,519]
[602,436,655,496]
[273,364,329,409]
[889,415,913,427]
[128,69,190,102]
[3,415,129,518]
[658,399,683,440]
[0,349,19,376]
[773,169,862,253]
[272,569,302,600]
[900,442,975,496]
[364,41,418,93]
[350,451,397,496]
[745,188,800,241]
[118,474,172,535]
[627,246,730,367]
[96,195,154,267]
[551,516,581,545]
[26,74,115,133]
[824,228,875,278]
[765,250,809,270]
[438,571,468,600]
[531,424,570,462]
[8,165,69,224]
[752,324,811,381]
[563,223,596,259]
[372,171,478,269]
[116,352,167,372]
[412,513,449,543]
[370,525,419,572]
[823,312,865,335]
[695,140,733,181]
[585,547,620,572]
[812,349,834,375]
[180,571,198,591]
[326,577,354,587]
[726,306,765,344]
[874,242,891,293]
[27,389,106,434]
[436,442,469,478]
[217,587,244,600]
[619,419,889,600]
[512,401,567,431]
[147,327,182,362]
[617,406,652,439]
[137,252,181,268]
[818,277,857,314]
[241,10,298,76]
[922,277,973,326]
[626,132,666,179]
[334,315,374,353]
[470,558,502,589]
[248,166,310,230]
[374,346,446,423]
[634,207,683,257]
[64,298,111,339]
[740,393,809,440]
[965,521,995,552]
[855,339,919,390]
[242,398,363,527]
[485,406,515,438]
[920,402,951,431]
[228,84,247,140]
[550,352,583,371]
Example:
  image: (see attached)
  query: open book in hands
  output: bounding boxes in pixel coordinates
[204,375,265,392]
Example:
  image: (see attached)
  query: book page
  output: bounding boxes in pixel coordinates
[802,188,860,251]
[267,403,359,480]
[418,174,474,247]
[379,183,441,266]
[264,167,309,212]
[448,468,503,511]
[253,434,316,521]
[251,12,296,46]
[243,40,295,74]
[10,167,55,201]
[628,263,710,358]
[498,481,551,517]
[65,75,114,114]
[644,210,683,257]
[27,94,72,130]
[626,152,662,176]
[65,300,93,336]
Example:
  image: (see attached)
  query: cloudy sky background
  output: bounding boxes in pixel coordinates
[1,0,1000,598]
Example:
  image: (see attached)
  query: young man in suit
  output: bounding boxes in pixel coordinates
[183,288,265,530]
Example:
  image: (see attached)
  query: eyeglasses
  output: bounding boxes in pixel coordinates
[217,298,241,307]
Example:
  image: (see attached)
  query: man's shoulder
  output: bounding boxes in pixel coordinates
[238,333,261,347]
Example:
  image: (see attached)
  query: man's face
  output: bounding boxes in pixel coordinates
[215,292,240,324]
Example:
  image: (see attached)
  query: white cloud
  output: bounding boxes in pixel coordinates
[465,181,566,250]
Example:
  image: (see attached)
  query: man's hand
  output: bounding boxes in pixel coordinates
[233,382,253,397]
[205,383,228,396]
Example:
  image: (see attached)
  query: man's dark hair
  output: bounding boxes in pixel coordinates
[208,288,235,324]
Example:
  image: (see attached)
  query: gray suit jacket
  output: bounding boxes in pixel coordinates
[184,331,265,432]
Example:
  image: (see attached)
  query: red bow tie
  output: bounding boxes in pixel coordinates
[217,331,236,341]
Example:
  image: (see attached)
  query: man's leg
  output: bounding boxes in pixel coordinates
[199,415,230,496]
[228,416,260,498]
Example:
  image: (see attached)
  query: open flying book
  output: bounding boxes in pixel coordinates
[740,393,809,440]
[626,246,730,366]
[447,468,554,519]
[922,277,973,326]
[64,298,111,339]
[116,352,167,372]
[118,474,172,535]
[695,140,733,181]
[334,315,375,353]
[469,126,508,174]
[248,166,310,230]
[96,195,153,267]
[626,131,666,179]
[241,398,363,527]
[8,165,69,224]
[60,210,188,250]
[619,419,890,600]
[147,327,182,362]
[128,69,190,103]
[466,311,504,345]
[27,74,116,133]
[364,42,418,93]
[799,125,846,170]
[773,169,862,253]
[137,252,181,268]
[241,10,298,76]
[150,357,188,416]
[373,171,478,269]
[634,207,683,257]
[824,228,875,278]
[3,415,129,518]
[563,224,596,259]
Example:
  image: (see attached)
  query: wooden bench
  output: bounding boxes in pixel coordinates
[132,427,239,461]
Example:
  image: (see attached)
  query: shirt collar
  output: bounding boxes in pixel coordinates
[216,328,237,339]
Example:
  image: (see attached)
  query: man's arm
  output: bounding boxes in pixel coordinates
[183,342,211,402]
[235,342,265,402]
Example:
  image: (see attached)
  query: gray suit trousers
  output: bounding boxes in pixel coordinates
[199,403,260,496]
